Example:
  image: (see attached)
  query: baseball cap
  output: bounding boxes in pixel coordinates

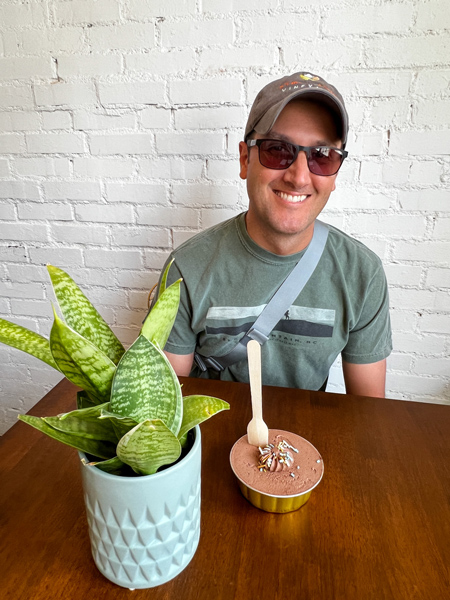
[244,72,349,147]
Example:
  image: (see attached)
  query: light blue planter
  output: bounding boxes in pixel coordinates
[79,426,201,589]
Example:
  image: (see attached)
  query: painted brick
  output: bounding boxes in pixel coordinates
[323,4,413,36]
[419,314,450,335]
[386,374,445,396]
[129,289,153,310]
[174,106,246,130]
[156,132,224,155]
[173,230,199,247]
[387,353,413,372]
[409,161,442,185]
[283,40,363,71]
[98,82,166,106]
[416,0,450,30]
[0,181,40,200]
[172,183,238,206]
[41,111,73,130]
[26,133,85,154]
[127,0,196,18]
[0,201,15,220]
[140,107,172,129]
[414,70,450,95]
[0,134,25,154]
[384,264,423,287]
[0,111,40,132]
[0,245,28,263]
[393,332,446,354]
[55,0,121,25]
[57,54,122,78]
[414,357,450,377]
[10,299,53,318]
[88,23,156,52]
[390,131,450,156]
[84,249,143,270]
[370,99,410,129]
[0,57,53,82]
[12,158,71,177]
[201,0,233,11]
[347,214,427,238]
[73,157,135,178]
[136,206,199,227]
[106,183,167,204]
[365,34,450,68]
[34,82,97,107]
[393,241,450,263]
[74,111,137,131]
[90,134,154,155]
[347,132,385,156]
[398,190,450,212]
[334,71,411,98]
[331,187,392,210]
[0,281,44,300]
[112,227,170,248]
[18,202,73,221]
[125,49,197,76]
[170,78,242,105]
[432,218,450,239]
[201,207,242,228]
[0,159,9,176]
[75,203,134,224]
[199,45,275,71]
[44,181,101,201]
[116,270,160,290]
[142,250,171,270]
[415,99,450,127]
[51,223,109,245]
[28,247,83,268]
[137,158,203,180]
[207,159,239,180]
[161,18,233,48]
[0,85,34,109]
[427,268,450,288]
[1,2,47,27]
[242,13,317,42]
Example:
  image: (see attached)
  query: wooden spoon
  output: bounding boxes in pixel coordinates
[247,339,269,447]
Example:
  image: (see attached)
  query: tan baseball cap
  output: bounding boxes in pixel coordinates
[244,72,349,146]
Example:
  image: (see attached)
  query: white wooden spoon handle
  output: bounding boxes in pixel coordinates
[248,340,262,417]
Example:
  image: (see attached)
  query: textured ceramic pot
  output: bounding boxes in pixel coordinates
[79,426,201,589]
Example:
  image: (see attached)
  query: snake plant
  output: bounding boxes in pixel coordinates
[0,263,229,476]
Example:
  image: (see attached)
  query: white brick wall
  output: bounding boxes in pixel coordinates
[1,0,449,434]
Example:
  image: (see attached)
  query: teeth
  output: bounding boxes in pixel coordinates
[277,192,307,203]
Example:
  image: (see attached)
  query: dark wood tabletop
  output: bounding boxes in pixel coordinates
[1,377,450,600]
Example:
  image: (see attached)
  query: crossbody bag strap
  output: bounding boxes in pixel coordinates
[194,220,329,373]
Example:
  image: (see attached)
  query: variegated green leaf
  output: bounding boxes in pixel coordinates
[158,258,174,297]
[47,265,125,365]
[18,414,117,459]
[77,390,103,409]
[117,419,181,475]
[43,403,119,444]
[83,455,126,475]
[0,317,59,370]
[50,308,116,400]
[141,278,181,349]
[110,335,183,435]
[99,408,139,440]
[178,395,230,441]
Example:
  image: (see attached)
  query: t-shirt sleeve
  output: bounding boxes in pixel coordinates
[341,265,392,364]
[158,256,198,355]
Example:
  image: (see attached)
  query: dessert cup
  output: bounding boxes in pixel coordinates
[230,429,324,514]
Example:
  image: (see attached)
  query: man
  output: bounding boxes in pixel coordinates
[157,72,392,397]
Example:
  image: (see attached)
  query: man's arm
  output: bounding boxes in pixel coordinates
[164,351,194,377]
[342,359,387,398]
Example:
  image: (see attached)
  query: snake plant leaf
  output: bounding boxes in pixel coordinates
[77,390,101,410]
[141,278,181,349]
[83,456,127,475]
[18,414,117,459]
[50,308,116,401]
[110,335,183,435]
[43,403,119,444]
[117,419,181,476]
[158,258,174,297]
[99,408,139,440]
[47,265,125,365]
[0,317,59,370]
[178,395,230,441]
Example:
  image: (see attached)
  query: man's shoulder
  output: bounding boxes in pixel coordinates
[326,222,384,270]
[171,213,243,261]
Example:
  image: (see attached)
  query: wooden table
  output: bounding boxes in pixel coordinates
[1,378,450,599]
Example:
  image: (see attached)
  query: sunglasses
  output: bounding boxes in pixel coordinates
[247,139,348,176]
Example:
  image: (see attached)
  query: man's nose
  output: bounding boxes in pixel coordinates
[282,150,312,186]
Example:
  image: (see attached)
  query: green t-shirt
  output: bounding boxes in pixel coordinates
[162,213,392,390]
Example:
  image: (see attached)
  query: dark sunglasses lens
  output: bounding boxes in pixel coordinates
[259,140,296,169]
[309,148,343,175]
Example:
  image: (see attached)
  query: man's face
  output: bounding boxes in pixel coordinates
[239,99,341,255]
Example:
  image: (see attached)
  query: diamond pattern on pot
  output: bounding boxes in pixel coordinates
[83,475,201,586]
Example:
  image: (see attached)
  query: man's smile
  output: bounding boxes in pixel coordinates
[274,190,309,203]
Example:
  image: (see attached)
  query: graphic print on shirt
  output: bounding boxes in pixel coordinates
[205,305,335,339]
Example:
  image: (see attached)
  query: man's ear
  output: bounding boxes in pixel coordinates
[238,141,249,180]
